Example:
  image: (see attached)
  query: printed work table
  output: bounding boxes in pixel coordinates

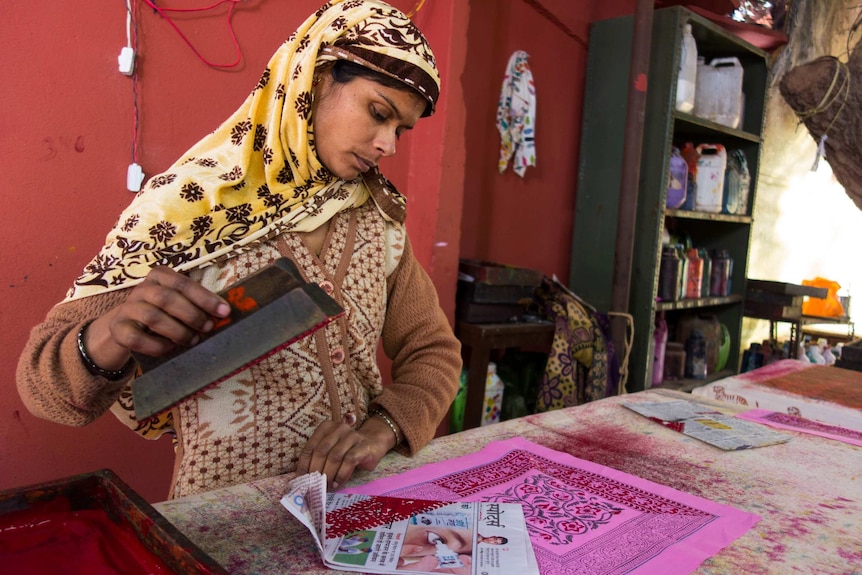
[154,389,861,574]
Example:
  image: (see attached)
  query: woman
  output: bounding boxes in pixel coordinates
[16,0,461,499]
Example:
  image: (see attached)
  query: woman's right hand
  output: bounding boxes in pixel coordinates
[83,266,231,371]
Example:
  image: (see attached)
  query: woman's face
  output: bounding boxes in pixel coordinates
[312,74,426,181]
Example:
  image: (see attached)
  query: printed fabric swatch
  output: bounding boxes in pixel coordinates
[736,408,862,447]
[497,50,536,176]
[345,437,759,575]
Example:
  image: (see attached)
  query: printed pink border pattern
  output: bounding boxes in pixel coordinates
[346,437,759,575]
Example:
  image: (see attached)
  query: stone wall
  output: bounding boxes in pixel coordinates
[743,0,861,349]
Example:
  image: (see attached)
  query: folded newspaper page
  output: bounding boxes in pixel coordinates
[281,472,538,575]
[623,400,791,450]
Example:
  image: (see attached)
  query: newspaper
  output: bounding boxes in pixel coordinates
[281,472,538,575]
[623,400,792,450]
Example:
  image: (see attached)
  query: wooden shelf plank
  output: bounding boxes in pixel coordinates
[656,294,743,312]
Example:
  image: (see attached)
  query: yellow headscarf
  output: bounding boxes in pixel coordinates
[66,0,439,301]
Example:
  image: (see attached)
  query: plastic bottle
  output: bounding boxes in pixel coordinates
[449,370,468,433]
[482,363,504,426]
[666,147,688,208]
[807,342,825,365]
[761,339,773,366]
[722,149,751,215]
[740,343,752,373]
[685,247,703,299]
[680,143,700,211]
[725,252,734,294]
[659,246,681,301]
[709,249,731,296]
[652,312,669,386]
[740,342,764,373]
[676,244,689,300]
[822,343,836,366]
[675,23,698,113]
[685,330,708,379]
[796,338,811,362]
[698,248,712,297]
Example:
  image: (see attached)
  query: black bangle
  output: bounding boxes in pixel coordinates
[77,321,132,380]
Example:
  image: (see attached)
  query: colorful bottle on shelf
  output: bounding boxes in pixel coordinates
[685,248,703,299]
[680,142,699,211]
[667,147,688,208]
[709,249,732,296]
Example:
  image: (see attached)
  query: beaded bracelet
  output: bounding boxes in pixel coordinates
[77,320,132,381]
[370,408,401,446]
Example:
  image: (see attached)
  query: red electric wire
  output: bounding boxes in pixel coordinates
[141,0,245,69]
[126,0,141,165]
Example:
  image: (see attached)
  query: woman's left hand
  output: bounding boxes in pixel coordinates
[296,417,395,489]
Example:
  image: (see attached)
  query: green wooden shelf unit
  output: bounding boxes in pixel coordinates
[570,6,769,391]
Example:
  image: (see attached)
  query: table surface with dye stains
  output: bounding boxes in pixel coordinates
[155,389,862,575]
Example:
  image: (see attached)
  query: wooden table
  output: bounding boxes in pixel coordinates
[454,320,554,429]
[155,389,862,574]
[743,280,829,358]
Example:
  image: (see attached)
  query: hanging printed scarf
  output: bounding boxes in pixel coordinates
[65,0,439,302]
[534,278,619,411]
[496,50,536,177]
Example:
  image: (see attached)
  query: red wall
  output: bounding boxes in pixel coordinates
[459,0,636,278]
[0,0,633,503]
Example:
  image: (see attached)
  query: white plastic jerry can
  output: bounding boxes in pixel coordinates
[695,144,727,213]
[694,57,744,129]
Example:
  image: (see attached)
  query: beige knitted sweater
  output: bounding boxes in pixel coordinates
[17,203,461,498]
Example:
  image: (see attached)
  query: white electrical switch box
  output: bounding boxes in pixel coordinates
[118,47,136,76]
[127,162,145,192]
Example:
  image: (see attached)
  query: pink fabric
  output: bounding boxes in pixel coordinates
[691,359,862,432]
[737,408,862,447]
[345,437,759,575]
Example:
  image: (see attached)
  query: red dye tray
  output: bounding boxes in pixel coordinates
[0,469,227,574]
